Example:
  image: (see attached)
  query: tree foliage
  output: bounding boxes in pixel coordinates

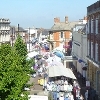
[14,35,27,57]
[0,36,34,99]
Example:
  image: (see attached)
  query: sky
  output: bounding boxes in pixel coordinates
[0,0,97,29]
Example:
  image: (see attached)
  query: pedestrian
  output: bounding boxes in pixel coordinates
[64,94,69,100]
[85,90,88,100]
[64,82,68,92]
[68,92,74,100]
[79,95,83,100]
[59,93,64,100]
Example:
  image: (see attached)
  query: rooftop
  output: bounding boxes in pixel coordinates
[87,1,100,15]
[11,26,27,32]
[51,21,79,31]
[73,24,86,33]
[0,18,10,23]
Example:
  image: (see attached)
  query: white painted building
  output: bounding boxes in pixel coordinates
[0,18,11,44]
[25,27,38,52]
[25,27,38,41]
[72,24,88,79]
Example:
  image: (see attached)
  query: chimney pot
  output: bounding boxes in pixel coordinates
[65,16,68,23]
[54,17,60,24]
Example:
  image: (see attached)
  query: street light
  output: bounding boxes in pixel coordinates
[18,24,19,35]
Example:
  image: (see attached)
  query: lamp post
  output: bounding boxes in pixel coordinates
[18,24,19,35]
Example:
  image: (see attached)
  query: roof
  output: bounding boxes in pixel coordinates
[15,27,27,32]
[42,29,50,35]
[51,21,79,31]
[11,26,27,32]
[73,24,86,33]
[37,28,50,36]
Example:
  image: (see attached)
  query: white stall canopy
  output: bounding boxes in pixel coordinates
[48,65,76,79]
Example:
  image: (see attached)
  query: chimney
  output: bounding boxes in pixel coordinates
[54,17,60,24]
[84,16,87,20]
[65,16,68,23]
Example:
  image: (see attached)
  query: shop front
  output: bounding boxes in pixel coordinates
[87,60,98,90]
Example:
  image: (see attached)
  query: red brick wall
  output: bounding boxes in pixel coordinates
[53,32,60,47]
[87,13,100,62]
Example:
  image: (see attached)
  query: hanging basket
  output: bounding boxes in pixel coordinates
[82,67,87,70]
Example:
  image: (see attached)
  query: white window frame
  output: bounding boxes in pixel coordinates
[96,19,98,34]
[91,19,93,33]
[95,43,98,62]
[87,40,89,56]
[91,42,93,58]
[87,20,89,34]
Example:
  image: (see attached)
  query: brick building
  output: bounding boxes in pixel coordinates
[87,0,100,96]
[49,16,79,53]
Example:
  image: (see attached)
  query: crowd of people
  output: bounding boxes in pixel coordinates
[31,41,86,100]
[43,76,83,100]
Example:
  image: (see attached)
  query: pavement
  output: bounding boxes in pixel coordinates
[68,62,86,99]
[27,63,86,99]
[73,69,86,100]
[27,74,49,96]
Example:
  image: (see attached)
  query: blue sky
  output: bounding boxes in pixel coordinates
[0,0,97,28]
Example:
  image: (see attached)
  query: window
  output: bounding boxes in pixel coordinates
[61,32,63,38]
[93,19,95,33]
[87,40,89,56]
[91,19,93,33]
[95,43,98,62]
[96,19,98,34]
[91,42,93,58]
[89,19,91,33]
[87,20,89,34]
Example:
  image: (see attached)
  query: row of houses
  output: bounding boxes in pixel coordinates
[0,18,49,51]
[48,16,87,55]
[48,0,100,97]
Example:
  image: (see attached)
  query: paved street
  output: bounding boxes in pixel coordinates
[27,74,49,96]
[73,69,86,100]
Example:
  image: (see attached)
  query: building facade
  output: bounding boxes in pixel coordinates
[0,18,11,44]
[87,1,100,96]
[49,16,78,53]
[72,23,87,79]
[25,27,38,52]
[10,26,28,46]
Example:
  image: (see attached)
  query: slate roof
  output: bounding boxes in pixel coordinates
[51,21,79,31]
[37,28,50,36]
[42,29,50,35]
[15,27,27,32]
[10,26,27,32]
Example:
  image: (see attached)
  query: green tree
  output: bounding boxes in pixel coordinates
[14,35,34,74]
[0,44,29,100]
[0,36,34,99]
[14,35,27,57]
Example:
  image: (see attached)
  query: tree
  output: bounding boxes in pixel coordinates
[14,35,35,74]
[14,35,27,57]
[0,44,29,99]
[0,36,34,99]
